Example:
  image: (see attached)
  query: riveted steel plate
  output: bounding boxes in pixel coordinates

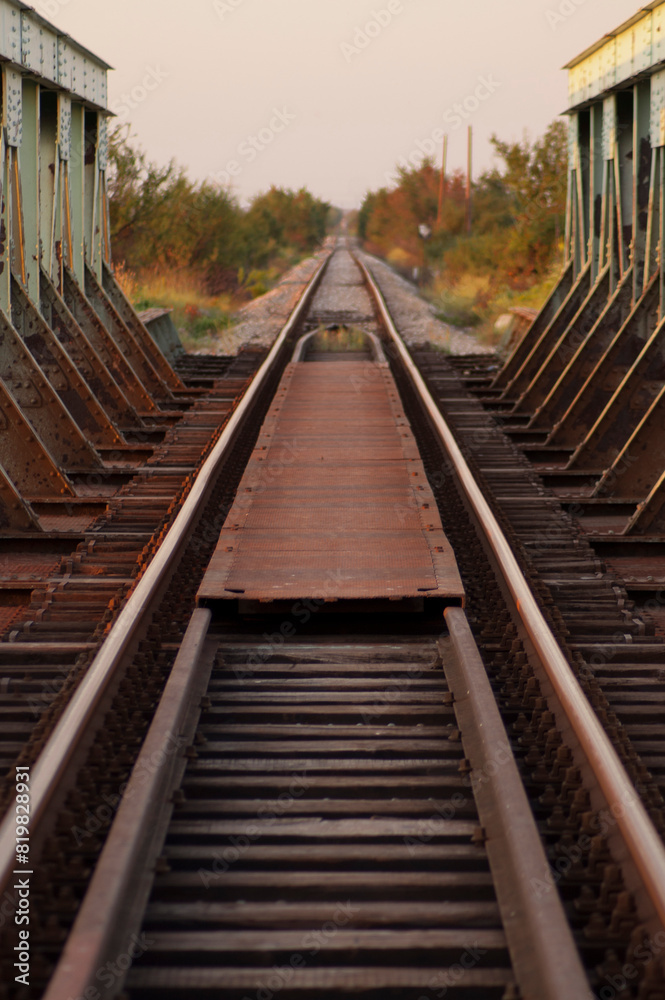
[199,361,464,604]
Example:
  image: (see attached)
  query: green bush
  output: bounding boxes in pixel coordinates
[108,124,332,294]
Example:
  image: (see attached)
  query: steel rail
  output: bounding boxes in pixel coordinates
[44,609,592,1000]
[0,249,331,898]
[42,608,215,1000]
[357,252,665,933]
[37,246,591,1000]
[444,607,592,1000]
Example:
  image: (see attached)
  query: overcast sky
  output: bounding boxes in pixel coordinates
[38,0,642,208]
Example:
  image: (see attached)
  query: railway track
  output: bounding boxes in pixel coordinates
[3,244,665,999]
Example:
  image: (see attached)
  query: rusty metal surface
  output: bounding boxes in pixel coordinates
[444,609,590,999]
[40,270,139,431]
[0,474,40,531]
[514,266,611,416]
[41,609,215,1000]
[84,265,175,406]
[10,276,123,450]
[599,551,665,584]
[0,303,100,473]
[199,360,464,603]
[0,553,62,577]
[500,262,592,400]
[102,263,186,393]
[367,285,665,941]
[626,474,665,535]
[567,306,665,473]
[35,511,103,533]
[547,272,660,448]
[0,376,76,497]
[527,267,635,431]
[43,633,515,1000]
[12,242,665,996]
[593,385,665,502]
[492,258,575,390]
[0,605,25,634]
[62,268,158,417]
[0,260,322,911]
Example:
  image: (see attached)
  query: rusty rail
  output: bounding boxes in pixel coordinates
[357,252,665,936]
[0,250,331,900]
[6,243,660,998]
[39,246,592,1000]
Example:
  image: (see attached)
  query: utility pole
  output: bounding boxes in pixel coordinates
[466,125,473,236]
[437,134,448,226]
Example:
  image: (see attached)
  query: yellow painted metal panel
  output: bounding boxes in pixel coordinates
[569,64,584,107]
[588,50,603,100]
[565,5,665,110]
[636,15,654,73]
[601,40,617,94]
[615,23,637,85]
[654,4,665,63]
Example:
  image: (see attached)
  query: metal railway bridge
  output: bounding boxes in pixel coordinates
[3,3,665,1000]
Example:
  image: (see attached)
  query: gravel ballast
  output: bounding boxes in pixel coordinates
[199,239,493,357]
[195,239,334,355]
[356,248,494,356]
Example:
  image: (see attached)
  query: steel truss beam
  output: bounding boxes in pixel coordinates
[497,263,592,404]
[515,265,611,418]
[528,266,634,432]
[491,262,575,392]
[495,30,665,513]
[547,272,660,449]
[0,16,190,531]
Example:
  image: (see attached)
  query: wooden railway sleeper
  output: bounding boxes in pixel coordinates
[4,247,665,997]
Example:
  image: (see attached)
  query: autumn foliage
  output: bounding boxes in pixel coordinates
[358,120,568,291]
[108,125,332,297]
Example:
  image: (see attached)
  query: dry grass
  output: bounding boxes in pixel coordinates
[114,264,238,352]
[427,266,560,349]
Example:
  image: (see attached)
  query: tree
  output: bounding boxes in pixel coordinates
[358,119,568,288]
[107,126,332,294]
[359,161,441,266]
[485,120,568,281]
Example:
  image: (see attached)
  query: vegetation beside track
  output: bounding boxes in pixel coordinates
[108,125,338,349]
[355,119,567,347]
[108,118,567,352]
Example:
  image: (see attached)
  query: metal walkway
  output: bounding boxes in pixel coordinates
[198,358,464,608]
